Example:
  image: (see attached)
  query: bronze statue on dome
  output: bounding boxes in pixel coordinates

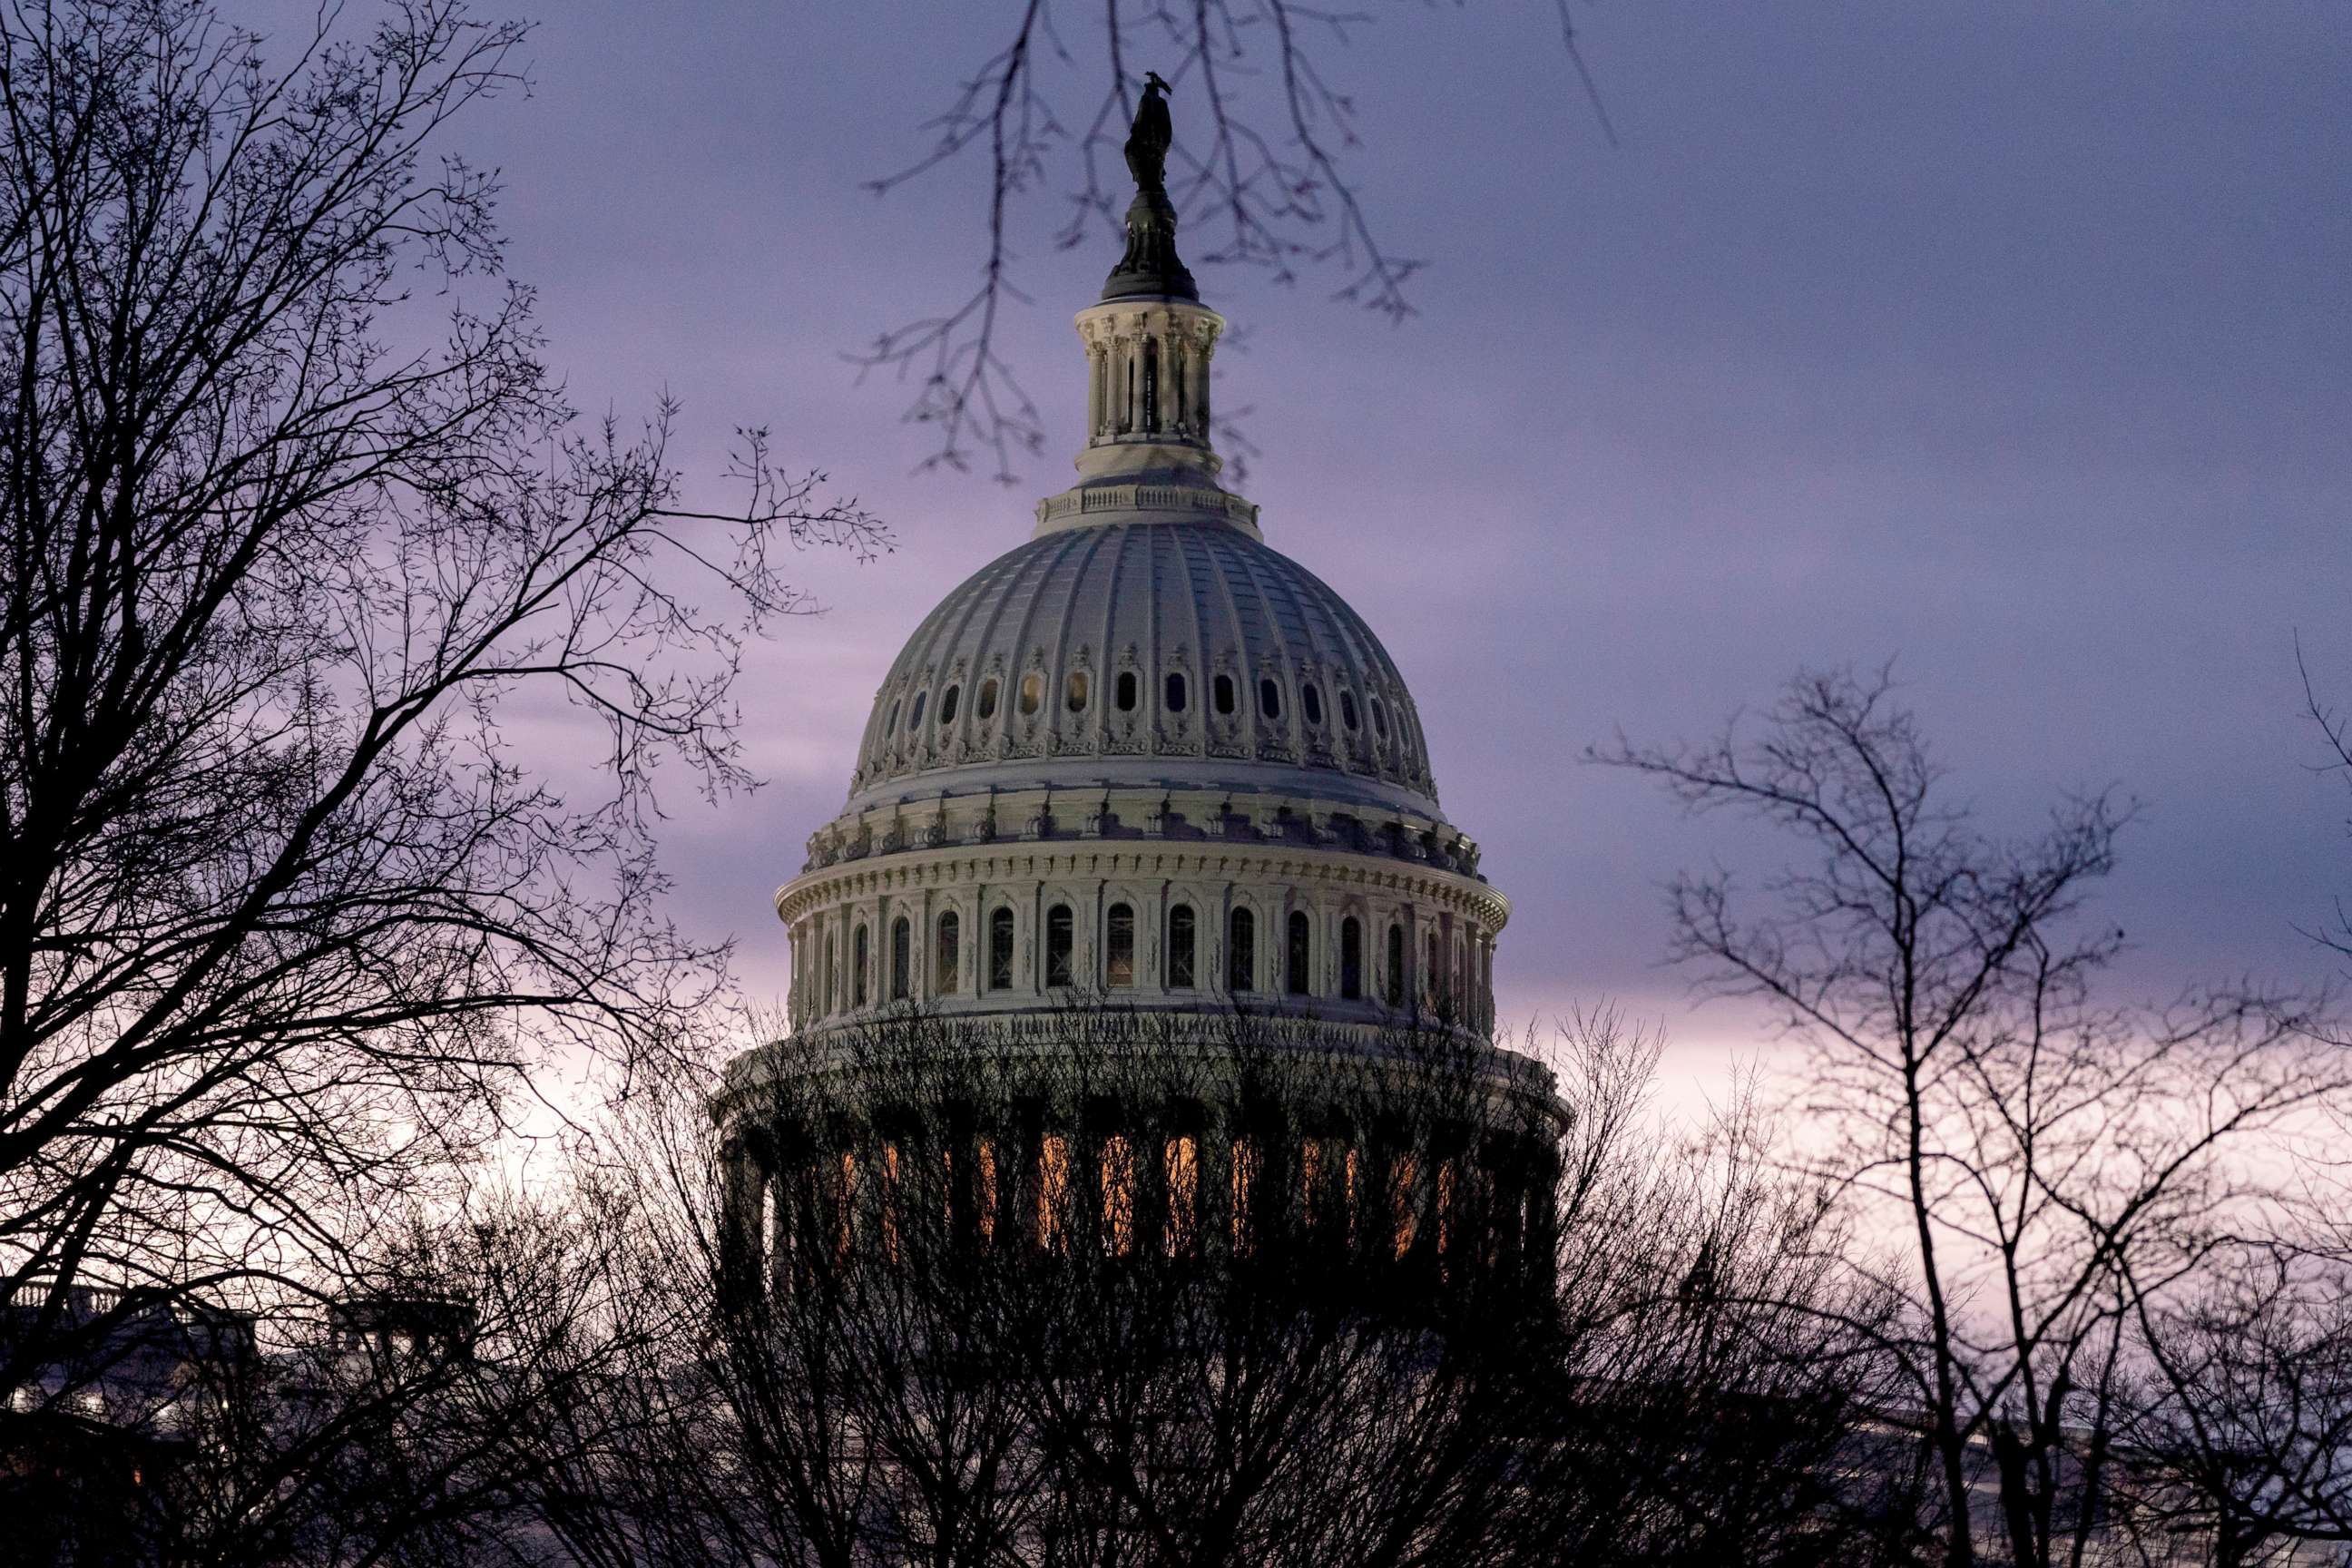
[1123,72,1173,196]
[1102,72,1197,302]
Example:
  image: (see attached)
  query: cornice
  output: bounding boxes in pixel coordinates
[775,836,1510,931]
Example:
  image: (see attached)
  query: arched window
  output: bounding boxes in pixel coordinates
[938,683,960,725]
[1455,937,1470,1016]
[1385,923,1406,1006]
[1286,910,1311,996]
[1302,683,1324,726]
[1141,338,1160,432]
[936,911,961,995]
[1164,671,1189,712]
[1044,904,1074,988]
[1213,674,1236,716]
[852,924,870,1007]
[1340,691,1360,731]
[1065,671,1090,713]
[976,678,1000,720]
[907,691,926,730]
[1340,916,1362,1000]
[1019,672,1044,715]
[1259,678,1283,720]
[1167,906,1197,988]
[1228,907,1256,993]
[1105,902,1134,987]
[1115,671,1138,711]
[1426,929,1442,1004]
[822,929,837,1014]
[889,916,911,1001]
[988,908,1015,992]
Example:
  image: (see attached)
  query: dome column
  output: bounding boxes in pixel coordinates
[1073,299,1226,482]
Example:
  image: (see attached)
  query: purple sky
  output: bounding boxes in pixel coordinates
[418,2,2348,1095]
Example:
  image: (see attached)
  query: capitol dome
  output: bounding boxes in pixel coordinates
[844,513,1442,819]
[774,121,1504,1039]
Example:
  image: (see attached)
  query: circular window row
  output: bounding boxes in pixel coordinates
[876,664,1406,760]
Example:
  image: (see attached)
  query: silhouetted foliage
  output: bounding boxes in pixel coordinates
[1599,665,2343,1568]
[0,1,874,1556]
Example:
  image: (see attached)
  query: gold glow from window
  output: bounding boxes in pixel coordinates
[976,1138,1000,1246]
[1100,1134,1136,1256]
[1038,1133,1071,1251]
[881,1142,902,1263]
[1231,1137,1259,1256]
[1164,1135,1200,1256]
[833,1151,857,1262]
[1391,1154,1418,1259]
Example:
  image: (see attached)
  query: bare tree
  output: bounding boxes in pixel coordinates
[0,0,879,1453]
[856,0,1613,481]
[1596,666,2343,1568]
[548,1002,1898,1568]
[2109,1247,2352,1568]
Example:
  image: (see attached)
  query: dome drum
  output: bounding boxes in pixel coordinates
[776,838,1502,1038]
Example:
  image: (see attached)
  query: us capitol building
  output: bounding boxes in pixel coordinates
[765,142,1504,1048]
[716,87,1546,1288]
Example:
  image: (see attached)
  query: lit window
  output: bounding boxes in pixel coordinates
[1020,672,1044,715]
[1038,1134,1070,1251]
[1100,1135,1136,1256]
[1164,1136,1200,1256]
[1390,1154,1418,1259]
[975,1138,999,1245]
[1065,671,1090,713]
[976,678,1000,720]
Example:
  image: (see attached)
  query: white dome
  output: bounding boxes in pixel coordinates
[844,512,1440,820]
[770,190,1502,1040]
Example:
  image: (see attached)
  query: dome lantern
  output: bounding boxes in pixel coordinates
[1061,77,1230,499]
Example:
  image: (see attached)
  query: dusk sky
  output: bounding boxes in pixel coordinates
[425,1,2347,1096]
